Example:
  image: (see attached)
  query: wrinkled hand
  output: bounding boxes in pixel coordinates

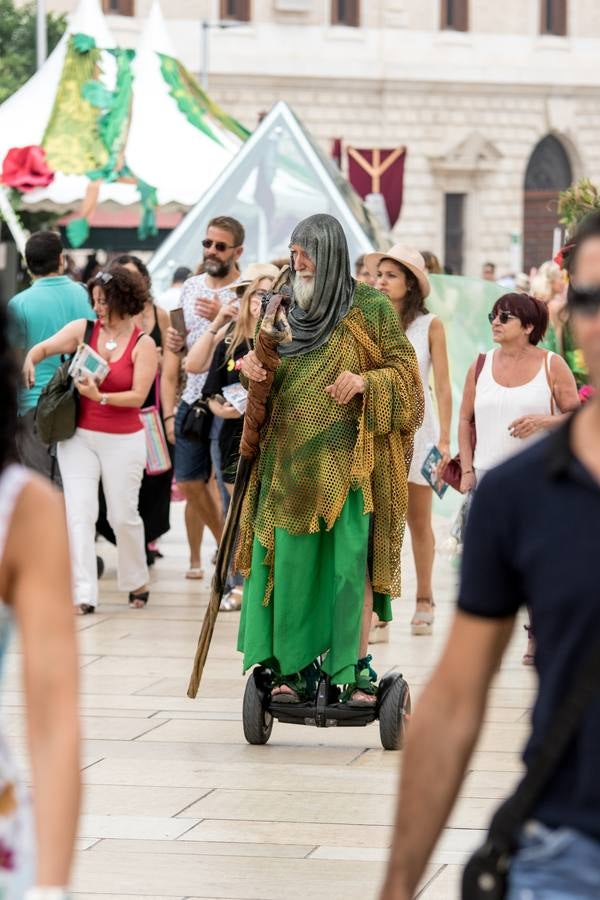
[23,354,36,389]
[240,349,267,383]
[165,418,176,445]
[195,296,221,321]
[75,376,101,402]
[166,326,185,354]
[509,415,547,440]
[325,371,366,405]
[460,471,476,494]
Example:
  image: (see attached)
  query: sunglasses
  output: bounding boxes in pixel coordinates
[568,286,600,317]
[202,239,239,253]
[489,311,518,325]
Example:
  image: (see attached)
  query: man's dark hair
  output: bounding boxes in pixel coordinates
[88,268,146,318]
[25,231,63,277]
[483,261,496,271]
[173,266,192,284]
[207,216,245,247]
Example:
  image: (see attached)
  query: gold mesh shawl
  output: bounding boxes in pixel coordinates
[236,281,424,602]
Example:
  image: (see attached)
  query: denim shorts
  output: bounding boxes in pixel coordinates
[174,400,211,483]
[507,821,600,899]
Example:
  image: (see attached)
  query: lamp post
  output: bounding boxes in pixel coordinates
[36,0,47,70]
[200,19,247,93]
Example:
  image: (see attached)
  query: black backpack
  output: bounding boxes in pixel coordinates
[35,320,95,445]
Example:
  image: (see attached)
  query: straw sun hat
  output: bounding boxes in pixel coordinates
[235,263,280,295]
[364,245,431,299]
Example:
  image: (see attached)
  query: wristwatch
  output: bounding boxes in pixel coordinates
[100,394,108,406]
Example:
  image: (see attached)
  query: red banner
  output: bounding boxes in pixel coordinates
[347,147,406,227]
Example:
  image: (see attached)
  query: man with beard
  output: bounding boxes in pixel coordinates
[162,216,244,579]
[237,214,423,704]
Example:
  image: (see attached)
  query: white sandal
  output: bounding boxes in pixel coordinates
[411,598,435,636]
[185,567,205,580]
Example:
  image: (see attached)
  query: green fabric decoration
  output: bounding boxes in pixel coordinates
[81,80,115,110]
[136,178,158,240]
[159,54,250,145]
[86,48,134,184]
[65,217,90,248]
[72,33,96,54]
[42,36,108,174]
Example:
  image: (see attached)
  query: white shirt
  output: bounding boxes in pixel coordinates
[180,273,239,405]
[156,285,183,313]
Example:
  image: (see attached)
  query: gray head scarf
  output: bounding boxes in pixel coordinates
[279,213,355,357]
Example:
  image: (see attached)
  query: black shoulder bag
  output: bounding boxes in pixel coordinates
[35,319,95,445]
[463,629,600,900]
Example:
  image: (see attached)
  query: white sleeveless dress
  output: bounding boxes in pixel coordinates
[0,465,35,896]
[474,350,556,477]
[406,313,439,485]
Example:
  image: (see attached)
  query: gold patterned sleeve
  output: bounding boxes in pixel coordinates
[361,297,424,438]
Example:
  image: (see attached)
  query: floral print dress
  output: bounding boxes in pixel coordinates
[0,465,35,896]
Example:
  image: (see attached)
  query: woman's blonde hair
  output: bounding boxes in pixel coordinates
[225,275,275,362]
[530,260,563,302]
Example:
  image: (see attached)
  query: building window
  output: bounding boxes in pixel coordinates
[332,0,360,28]
[444,193,465,275]
[220,0,251,21]
[103,0,134,14]
[541,0,567,35]
[441,0,468,32]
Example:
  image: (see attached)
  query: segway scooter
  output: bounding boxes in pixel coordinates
[242,664,411,751]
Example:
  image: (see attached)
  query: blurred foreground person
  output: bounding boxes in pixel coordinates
[0,302,80,898]
[380,224,600,899]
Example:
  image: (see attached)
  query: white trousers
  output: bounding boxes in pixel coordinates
[57,427,148,607]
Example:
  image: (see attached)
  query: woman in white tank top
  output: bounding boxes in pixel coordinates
[458,292,580,661]
[366,246,452,639]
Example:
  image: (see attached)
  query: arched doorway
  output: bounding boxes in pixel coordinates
[523,135,572,271]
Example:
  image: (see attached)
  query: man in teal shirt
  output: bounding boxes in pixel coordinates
[9,231,94,477]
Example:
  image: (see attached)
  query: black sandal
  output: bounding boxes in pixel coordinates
[77,603,95,616]
[128,591,149,609]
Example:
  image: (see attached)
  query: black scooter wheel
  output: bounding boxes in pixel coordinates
[242,673,273,745]
[96,555,105,579]
[379,676,411,751]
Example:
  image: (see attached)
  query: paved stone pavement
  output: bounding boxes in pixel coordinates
[8,504,534,899]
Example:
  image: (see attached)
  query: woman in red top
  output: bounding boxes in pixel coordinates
[24,269,157,614]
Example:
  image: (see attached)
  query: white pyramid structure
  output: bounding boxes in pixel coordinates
[149,101,387,290]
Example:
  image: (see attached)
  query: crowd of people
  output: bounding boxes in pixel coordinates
[0,206,598,896]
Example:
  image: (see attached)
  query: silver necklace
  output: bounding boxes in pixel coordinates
[103,326,128,351]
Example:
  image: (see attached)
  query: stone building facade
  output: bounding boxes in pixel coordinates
[39,1,600,275]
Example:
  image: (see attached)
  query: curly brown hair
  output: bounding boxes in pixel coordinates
[88,268,146,318]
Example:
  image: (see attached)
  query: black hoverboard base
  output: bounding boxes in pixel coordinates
[242,665,411,750]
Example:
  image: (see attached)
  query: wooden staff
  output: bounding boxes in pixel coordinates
[187,272,292,698]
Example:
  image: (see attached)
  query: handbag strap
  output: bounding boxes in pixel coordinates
[474,352,486,383]
[544,351,557,416]
[489,626,600,848]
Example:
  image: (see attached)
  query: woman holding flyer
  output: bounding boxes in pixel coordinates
[186,269,276,611]
[365,246,452,638]
[23,268,157,614]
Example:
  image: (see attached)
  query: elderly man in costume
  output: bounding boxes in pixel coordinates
[237,214,423,704]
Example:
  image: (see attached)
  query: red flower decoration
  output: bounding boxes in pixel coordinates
[554,241,575,270]
[1,145,54,192]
